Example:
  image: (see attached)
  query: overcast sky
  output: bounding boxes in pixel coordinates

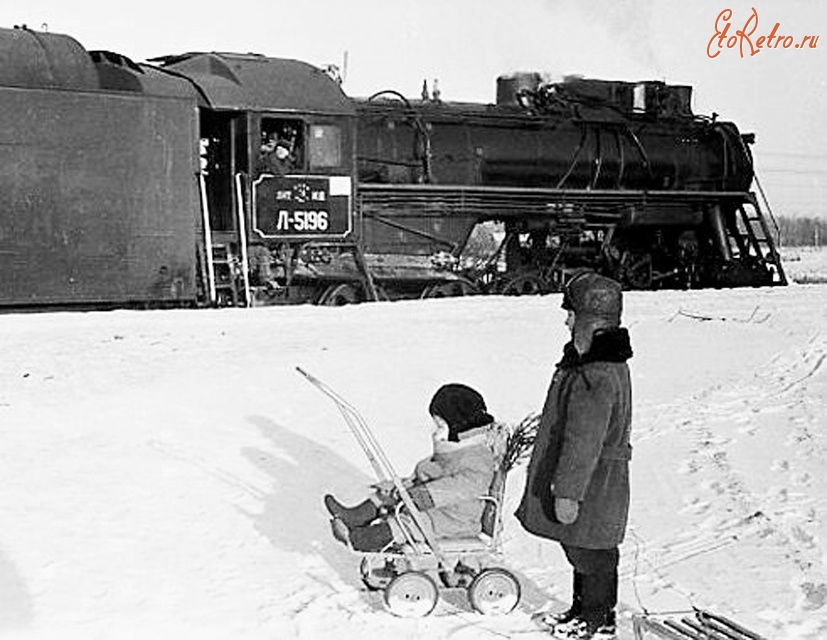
[3,0,825,218]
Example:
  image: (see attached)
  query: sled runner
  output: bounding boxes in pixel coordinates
[298,367,522,618]
[631,608,768,640]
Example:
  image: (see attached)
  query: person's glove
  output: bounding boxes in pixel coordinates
[407,485,435,511]
[555,497,579,524]
[414,459,442,481]
[372,479,395,495]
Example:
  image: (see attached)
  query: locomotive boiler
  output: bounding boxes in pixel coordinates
[351,74,784,297]
[0,26,785,310]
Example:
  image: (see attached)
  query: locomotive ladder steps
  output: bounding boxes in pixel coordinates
[211,244,241,306]
[735,204,787,285]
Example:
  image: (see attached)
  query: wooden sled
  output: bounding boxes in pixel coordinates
[632,609,768,640]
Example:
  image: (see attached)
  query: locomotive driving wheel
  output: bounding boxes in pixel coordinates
[421,279,478,299]
[620,251,653,289]
[318,283,363,306]
[499,273,545,296]
[383,571,439,618]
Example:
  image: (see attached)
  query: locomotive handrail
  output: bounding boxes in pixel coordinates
[198,173,217,305]
[357,183,754,200]
[752,173,781,242]
[554,123,588,189]
[234,173,251,307]
[364,90,433,183]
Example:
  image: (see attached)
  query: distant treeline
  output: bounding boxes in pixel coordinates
[775,216,827,247]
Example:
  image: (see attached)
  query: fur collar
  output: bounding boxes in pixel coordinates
[432,425,492,454]
[558,327,633,369]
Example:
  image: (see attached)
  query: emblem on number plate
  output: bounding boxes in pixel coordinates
[293,182,311,204]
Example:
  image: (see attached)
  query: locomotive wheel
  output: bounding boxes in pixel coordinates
[383,571,439,618]
[421,279,478,299]
[420,283,452,298]
[467,567,521,615]
[622,252,653,289]
[499,274,545,296]
[319,283,362,306]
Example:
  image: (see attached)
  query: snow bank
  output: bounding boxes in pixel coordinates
[1,282,825,638]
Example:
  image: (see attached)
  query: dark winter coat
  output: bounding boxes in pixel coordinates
[515,328,633,549]
[412,424,506,539]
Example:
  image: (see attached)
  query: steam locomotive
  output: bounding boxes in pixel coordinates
[0,26,785,309]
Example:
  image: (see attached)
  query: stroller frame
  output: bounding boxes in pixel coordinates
[299,367,521,618]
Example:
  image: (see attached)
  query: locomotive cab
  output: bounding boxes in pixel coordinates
[154,52,360,305]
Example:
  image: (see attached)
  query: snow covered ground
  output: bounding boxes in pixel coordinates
[1,253,826,639]
[782,247,827,284]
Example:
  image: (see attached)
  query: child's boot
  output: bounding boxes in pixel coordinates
[330,517,352,547]
[349,521,394,552]
[324,494,379,527]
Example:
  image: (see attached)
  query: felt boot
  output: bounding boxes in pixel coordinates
[348,521,394,552]
[330,517,351,547]
[538,572,583,628]
[324,494,380,528]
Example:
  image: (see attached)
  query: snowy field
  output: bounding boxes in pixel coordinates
[1,252,826,639]
[782,247,827,285]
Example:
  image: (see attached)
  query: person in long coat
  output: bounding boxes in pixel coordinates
[515,271,633,640]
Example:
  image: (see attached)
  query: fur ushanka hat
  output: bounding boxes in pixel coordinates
[562,270,623,327]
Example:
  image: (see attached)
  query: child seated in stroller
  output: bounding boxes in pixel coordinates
[325,383,506,552]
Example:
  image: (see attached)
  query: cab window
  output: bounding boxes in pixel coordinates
[309,124,342,169]
[258,117,303,175]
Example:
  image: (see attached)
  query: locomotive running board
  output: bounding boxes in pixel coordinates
[632,609,768,640]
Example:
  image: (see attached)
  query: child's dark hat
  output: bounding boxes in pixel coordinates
[429,383,493,442]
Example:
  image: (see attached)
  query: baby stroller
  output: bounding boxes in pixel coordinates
[299,368,522,618]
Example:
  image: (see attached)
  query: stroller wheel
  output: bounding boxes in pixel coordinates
[468,567,521,615]
[360,555,395,590]
[383,571,439,618]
